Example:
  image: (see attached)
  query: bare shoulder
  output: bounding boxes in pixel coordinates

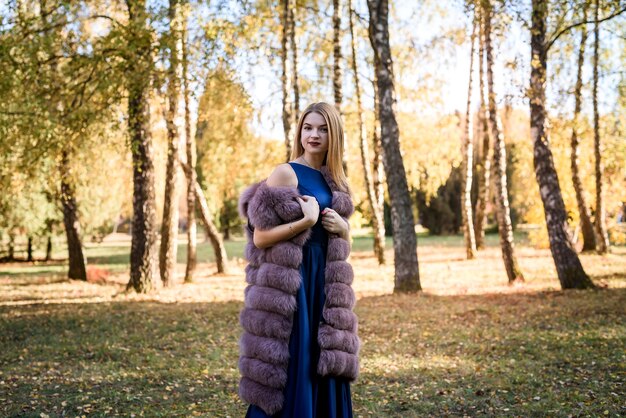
[266,163,297,187]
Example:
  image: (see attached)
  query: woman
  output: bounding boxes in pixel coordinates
[238,102,360,418]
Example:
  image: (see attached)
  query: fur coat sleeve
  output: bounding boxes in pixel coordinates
[236,167,360,415]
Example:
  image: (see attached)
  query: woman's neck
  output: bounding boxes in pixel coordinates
[298,153,325,170]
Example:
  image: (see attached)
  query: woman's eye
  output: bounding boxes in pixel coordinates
[304,126,311,131]
[321,128,328,133]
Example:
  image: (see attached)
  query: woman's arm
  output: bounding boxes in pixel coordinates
[252,164,319,249]
[253,214,316,249]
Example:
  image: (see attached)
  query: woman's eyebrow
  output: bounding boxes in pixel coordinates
[303,123,328,127]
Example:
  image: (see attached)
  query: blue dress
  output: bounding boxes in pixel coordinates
[246,162,353,418]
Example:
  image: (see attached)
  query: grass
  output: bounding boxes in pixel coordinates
[1,233,625,416]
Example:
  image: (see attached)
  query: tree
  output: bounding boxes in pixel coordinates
[570,5,597,252]
[529,0,594,289]
[178,156,229,274]
[371,78,386,264]
[461,12,477,260]
[60,150,87,279]
[592,0,610,254]
[348,0,385,264]
[126,0,160,293]
[333,0,343,111]
[483,0,524,284]
[192,68,270,274]
[333,0,349,173]
[11,0,129,279]
[281,0,294,160]
[160,0,183,286]
[416,166,463,235]
[38,2,87,280]
[195,182,228,273]
[289,1,300,122]
[182,3,196,283]
[473,4,491,250]
[367,0,420,292]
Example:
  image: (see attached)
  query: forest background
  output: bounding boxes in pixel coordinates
[0,0,625,416]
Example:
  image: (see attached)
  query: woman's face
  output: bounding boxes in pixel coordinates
[300,112,329,157]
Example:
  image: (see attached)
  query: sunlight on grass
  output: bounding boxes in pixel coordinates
[1,234,625,415]
[1,234,624,306]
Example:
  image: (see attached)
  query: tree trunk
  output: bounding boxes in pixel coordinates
[570,8,597,253]
[38,1,87,280]
[367,0,420,292]
[372,79,386,264]
[179,158,228,274]
[474,6,491,250]
[182,4,196,283]
[483,0,523,284]
[281,0,293,161]
[530,0,594,289]
[333,0,349,174]
[288,0,300,123]
[60,150,87,280]
[160,0,182,287]
[8,233,15,261]
[349,0,384,264]
[7,233,15,261]
[461,16,478,260]
[593,0,609,254]
[333,0,343,111]
[45,236,52,262]
[127,0,159,293]
[194,181,228,273]
[27,236,33,262]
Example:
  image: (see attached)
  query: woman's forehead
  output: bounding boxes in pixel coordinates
[303,112,326,126]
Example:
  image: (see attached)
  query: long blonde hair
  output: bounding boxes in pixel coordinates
[290,102,350,194]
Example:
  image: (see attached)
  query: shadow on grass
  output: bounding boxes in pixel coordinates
[0,263,68,279]
[1,288,624,416]
[0,232,542,280]
[8,277,70,287]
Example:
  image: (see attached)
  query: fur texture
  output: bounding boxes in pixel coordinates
[237,166,360,415]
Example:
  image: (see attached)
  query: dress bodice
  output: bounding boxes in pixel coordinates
[288,162,333,246]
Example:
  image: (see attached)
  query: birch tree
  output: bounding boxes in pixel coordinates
[178,154,229,274]
[529,0,594,289]
[570,5,597,252]
[372,80,386,264]
[367,0,420,292]
[348,0,385,264]
[483,0,524,283]
[126,0,159,293]
[333,0,343,111]
[182,3,196,283]
[160,0,183,286]
[281,0,293,160]
[333,0,349,173]
[289,1,300,122]
[473,5,491,250]
[461,13,477,260]
[592,0,610,254]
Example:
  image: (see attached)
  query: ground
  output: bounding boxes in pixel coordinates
[1,234,625,417]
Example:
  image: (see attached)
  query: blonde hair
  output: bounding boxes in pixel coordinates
[290,102,350,194]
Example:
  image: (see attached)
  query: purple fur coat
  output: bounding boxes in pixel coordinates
[237,166,360,415]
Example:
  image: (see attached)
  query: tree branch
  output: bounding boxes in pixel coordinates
[546,6,626,52]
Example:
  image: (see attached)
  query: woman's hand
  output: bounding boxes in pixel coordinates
[321,208,349,239]
[297,195,320,228]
